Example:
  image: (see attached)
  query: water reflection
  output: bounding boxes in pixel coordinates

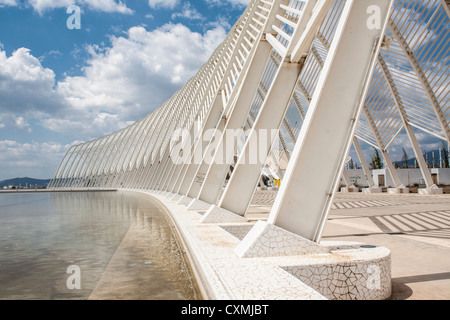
[0,191,199,300]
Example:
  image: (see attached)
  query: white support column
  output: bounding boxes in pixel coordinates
[382,149,408,193]
[152,146,173,190]
[175,2,281,198]
[158,44,230,192]
[217,0,331,216]
[48,146,75,188]
[145,92,196,190]
[195,41,274,204]
[362,106,407,193]
[340,169,359,193]
[185,111,226,198]
[377,54,443,194]
[441,0,450,19]
[389,19,450,144]
[236,0,394,253]
[198,0,328,211]
[353,136,381,193]
[218,61,302,215]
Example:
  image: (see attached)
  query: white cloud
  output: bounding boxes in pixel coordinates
[26,0,133,15]
[80,0,133,14]
[15,117,32,132]
[54,23,227,136]
[0,22,227,139]
[171,2,203,20]
[0,0,18,7]
[27,0,73,14]
[0,21,227,178]
[205,0,250,7]
[0,140,70,179]
[0,114,33,131]
[148,0,178,10]
[0,48,65,116]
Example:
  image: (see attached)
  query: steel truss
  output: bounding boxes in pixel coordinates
[50,0,449,242]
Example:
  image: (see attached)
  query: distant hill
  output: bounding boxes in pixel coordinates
[0,177,51,188]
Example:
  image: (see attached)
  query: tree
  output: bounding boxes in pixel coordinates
[401,148,408,168]
[443,141,449,169]
[348,158,355,170]
[370,147,383,170]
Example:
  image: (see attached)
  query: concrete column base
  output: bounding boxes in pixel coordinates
[387,187,410,194]
[136,190,393,300]
[187,198,212,211]
[233,221,392,300]
[177,195,193,205]
[418,185,444,195]
[171,193,182,201]
[234,221,330,258]
[164,192,174,199]
[200,205,248,224]
[341,187,360,193]
[362,187,382,193]
[283,241,392,300]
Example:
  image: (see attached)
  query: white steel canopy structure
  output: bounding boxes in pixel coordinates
[50,0,449,243]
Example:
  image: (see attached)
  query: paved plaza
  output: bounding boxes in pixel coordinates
[248,190,450,300]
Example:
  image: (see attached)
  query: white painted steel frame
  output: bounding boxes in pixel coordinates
[50,0,450,242]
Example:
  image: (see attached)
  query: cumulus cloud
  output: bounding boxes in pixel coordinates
[0,0,18,7]
[0,140,70,179]
[171,2,203,20]
[0,19,228,178]
[0,22,227,139]
[0,114,32,131]
[26,0,133,15]
[27,0,72,14]
[54,23,227,135]
[148,0,179,10]
[0,48,66,116]
[205,0,250,7]
[80,0,133,14]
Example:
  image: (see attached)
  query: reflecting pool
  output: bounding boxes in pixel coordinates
[0,191,200,300]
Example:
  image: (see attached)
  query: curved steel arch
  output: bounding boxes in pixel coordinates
[51,0,449,241]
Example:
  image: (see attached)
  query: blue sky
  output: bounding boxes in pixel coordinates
[0,0,447,181]
[0,0,249,180]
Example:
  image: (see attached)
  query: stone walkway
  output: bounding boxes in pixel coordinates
[248,190,450,300]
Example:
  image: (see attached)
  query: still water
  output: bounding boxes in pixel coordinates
[0,191,200,300]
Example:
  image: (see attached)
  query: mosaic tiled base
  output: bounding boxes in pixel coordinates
[220,224,255,241]
[235,221,330,258]
[177,195,193,205]
[201,205,249,224]
[131,190,392,300]
[282,243,392,300]
[187,198,212,211]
